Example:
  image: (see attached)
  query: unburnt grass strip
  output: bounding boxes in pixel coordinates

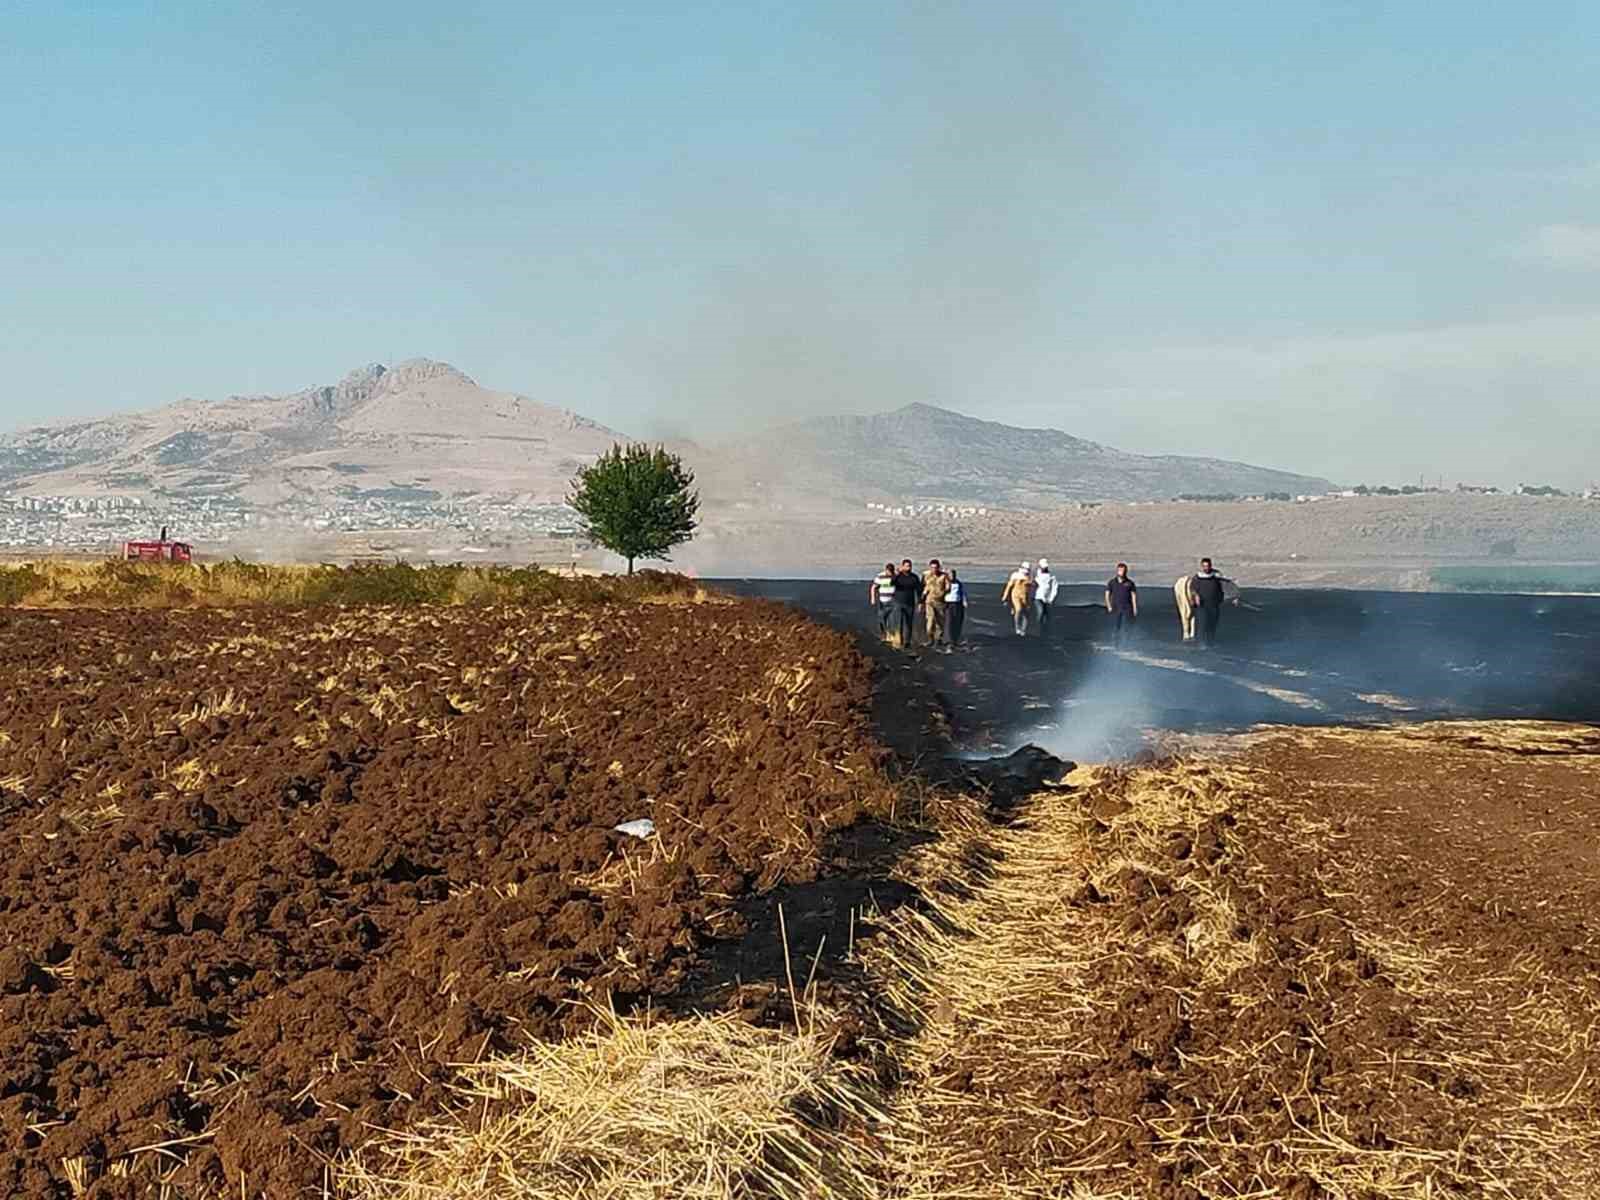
[0,560,703,609]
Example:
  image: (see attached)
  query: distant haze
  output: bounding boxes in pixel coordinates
[4,4,1600,489]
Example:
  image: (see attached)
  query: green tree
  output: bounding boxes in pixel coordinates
[568,443,699,574]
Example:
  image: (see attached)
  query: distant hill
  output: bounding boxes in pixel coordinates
[0,360,621,505]
[2,368,1332,513]
[700,402,1336,508]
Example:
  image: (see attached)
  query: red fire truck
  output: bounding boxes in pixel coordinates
[122,529,193,563]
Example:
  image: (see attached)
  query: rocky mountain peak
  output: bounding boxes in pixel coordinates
[371,359,475,393]
[281,360,476,424]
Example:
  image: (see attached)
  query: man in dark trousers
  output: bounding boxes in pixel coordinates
[869,562,897,641]
[891,558,922,649]
[1189,557,1228,648]
[945,568,967,648]
[1104,562,1138,642]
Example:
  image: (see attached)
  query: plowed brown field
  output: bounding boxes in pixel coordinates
[0,601,895,1198]
[862,722,1600,1199]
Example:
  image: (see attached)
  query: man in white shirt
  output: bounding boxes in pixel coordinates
[1033,558,1060,636]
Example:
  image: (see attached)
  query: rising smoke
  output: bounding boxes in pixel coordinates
[991,586,1600,763]
[632,3,1130,440]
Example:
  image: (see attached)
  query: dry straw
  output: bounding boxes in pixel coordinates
[858,759,1265,1199]
[1165,718,1600,760]
[335,1004,887,1200]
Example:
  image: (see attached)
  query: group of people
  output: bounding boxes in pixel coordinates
[871,558,969,650]
[869,556,1067,651]
[870,556,1235,651]
[999,558,1061,636]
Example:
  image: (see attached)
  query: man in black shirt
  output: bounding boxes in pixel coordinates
[891,558,922,649]
[1189,557,1228,648]
[1104,562,1138,643]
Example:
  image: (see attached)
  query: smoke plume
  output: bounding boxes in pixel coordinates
[632,3,1128,439]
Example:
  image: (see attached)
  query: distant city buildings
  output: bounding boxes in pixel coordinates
[0,492,584,552]
[6,494,143,512]
[3,480,1594,554]
[864,501,987,518]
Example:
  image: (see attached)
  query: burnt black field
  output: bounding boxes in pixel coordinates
[715,580,1600,760]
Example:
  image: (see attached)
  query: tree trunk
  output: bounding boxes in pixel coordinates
[627,556,634,575]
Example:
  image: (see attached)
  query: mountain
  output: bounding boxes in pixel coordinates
[0,360,621,505]
[699,402,1335,508]
[1,369,1332,515]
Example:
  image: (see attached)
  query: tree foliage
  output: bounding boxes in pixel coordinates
[568,443,699,573]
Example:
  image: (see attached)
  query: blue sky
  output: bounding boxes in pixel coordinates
[3,1,1598,486]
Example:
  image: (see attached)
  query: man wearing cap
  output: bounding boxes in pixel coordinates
[1001,561,1035,637]
[1033,558,1060,636]
[921,557,952,648]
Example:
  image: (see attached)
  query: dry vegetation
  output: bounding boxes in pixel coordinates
[339,1004,886,1200]
[0,559,700,608]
